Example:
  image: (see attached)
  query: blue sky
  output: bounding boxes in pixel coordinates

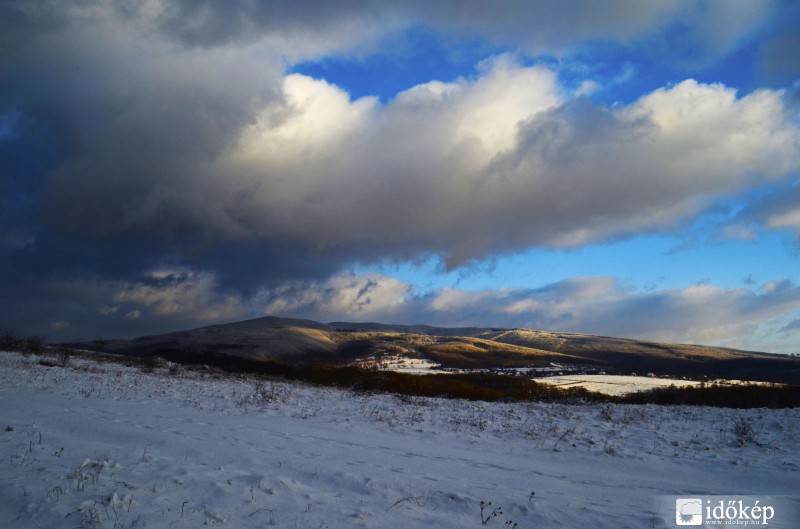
[1,1,800,354]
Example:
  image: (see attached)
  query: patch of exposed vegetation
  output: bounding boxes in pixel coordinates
[620,382,800,408]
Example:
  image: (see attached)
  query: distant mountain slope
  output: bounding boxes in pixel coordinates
[486,328,763,360]
[330,322,799,382]
[100,316,338,362]
[483,328,799,382]
[83,316,800,383]
[328,321,498,337]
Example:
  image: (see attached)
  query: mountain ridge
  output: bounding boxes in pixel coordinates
[82,315,800,383]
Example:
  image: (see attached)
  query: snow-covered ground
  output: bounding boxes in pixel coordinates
[1,350,798,529]
[349,355,450,375]
[533,375,781,396]
[533,374,703,396]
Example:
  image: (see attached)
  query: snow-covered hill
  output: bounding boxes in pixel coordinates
[83,315,800,384]
[1,351,798,528]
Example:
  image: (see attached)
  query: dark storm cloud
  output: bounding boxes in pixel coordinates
[156,0,638,48]
[154,0,771,65]
[0,1,287,337]
[2,2,282,242]
[759,31,800,85]
[726,184,800,244]
[757,0,800,86]
[780,318,800,334]
[155,0,390,48]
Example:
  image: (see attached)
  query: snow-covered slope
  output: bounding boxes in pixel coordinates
[1,351,798,528]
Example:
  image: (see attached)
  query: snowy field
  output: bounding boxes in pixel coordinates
[532,375,781,396]
[1,350,799,528]
[350,355,449,375]
[533,375,703,396]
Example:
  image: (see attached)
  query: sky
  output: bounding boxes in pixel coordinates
[1,1,800,354]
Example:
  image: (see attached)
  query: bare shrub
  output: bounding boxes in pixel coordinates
[731,416,757,447]
[0,329,20,351]
[140,355,160,373]
[480,501,502,525]
[237,379,286,409]
[56,348,72,368]
[22,335,47,355]
[253,379,280,405]
[68,458,112,491]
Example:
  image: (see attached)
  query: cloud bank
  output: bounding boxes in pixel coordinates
[1,1,799,349]
[39,61,800,269]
